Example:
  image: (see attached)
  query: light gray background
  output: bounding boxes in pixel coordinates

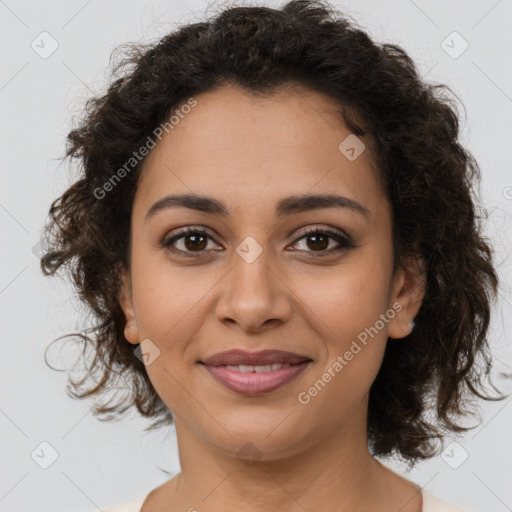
[1,1,511,511]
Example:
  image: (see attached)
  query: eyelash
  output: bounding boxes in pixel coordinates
[161,226,355,258]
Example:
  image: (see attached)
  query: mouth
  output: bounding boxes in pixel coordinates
[197,349,313,395]
[199,349,312,367]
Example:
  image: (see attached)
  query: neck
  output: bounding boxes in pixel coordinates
[155,402,421,512]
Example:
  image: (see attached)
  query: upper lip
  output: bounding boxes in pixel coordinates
[200,349,312,367]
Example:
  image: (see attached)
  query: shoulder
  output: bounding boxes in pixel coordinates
[422,489,469,512]
[101,491,150,512]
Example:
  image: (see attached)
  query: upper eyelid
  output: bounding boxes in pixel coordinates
[163,225,351,248]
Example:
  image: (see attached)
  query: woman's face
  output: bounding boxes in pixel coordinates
[119,84,423,460]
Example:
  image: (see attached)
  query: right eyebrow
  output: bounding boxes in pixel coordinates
[145,194,228,222]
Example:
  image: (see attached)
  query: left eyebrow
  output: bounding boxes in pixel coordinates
[275,193,371,219]
[145,192,371,223]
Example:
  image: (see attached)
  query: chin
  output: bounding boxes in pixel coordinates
[205,420,313,462]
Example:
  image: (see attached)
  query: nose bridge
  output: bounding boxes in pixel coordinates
[215,234,291,331]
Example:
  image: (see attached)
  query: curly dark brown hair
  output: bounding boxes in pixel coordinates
[40,0,505,463]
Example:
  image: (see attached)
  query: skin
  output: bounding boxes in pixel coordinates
[119,83,426,512]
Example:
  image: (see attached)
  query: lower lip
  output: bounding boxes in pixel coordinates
[200,362,312,396]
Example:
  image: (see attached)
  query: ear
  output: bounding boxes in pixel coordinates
[118,267,140,345]
[387,255,426,339]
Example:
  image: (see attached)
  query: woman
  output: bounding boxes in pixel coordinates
[40,1,504,510]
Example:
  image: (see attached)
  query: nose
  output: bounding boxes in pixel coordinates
[214,246,292,333]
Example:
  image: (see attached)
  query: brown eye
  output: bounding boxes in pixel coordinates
[161,226,354,258]
[304,232,330,251]
[290,227,354,256]
[182,233,208,251]
[162,227,219,255]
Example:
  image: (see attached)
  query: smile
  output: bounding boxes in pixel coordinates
[199,361,312,395]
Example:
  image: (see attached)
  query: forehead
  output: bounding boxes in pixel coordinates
[134,84,386,223]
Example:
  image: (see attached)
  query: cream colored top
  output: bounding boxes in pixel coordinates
[101,489,469,511]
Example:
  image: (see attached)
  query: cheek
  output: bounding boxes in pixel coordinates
[130,249,213,342]
[297,251,392,339]
[294,254,392,391]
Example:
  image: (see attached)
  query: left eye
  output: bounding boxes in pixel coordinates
[290,228,353,255]
[162,226,353,257]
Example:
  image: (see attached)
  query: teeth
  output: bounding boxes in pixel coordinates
[224,363,291,372]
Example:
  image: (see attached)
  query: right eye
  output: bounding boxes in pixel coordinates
[161,226,222,256]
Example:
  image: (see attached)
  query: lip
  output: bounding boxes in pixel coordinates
[200,349,312,367]
[200,360,312,395]
[198,349,313,396]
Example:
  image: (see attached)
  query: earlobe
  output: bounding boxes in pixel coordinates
[124,323,139,344]
[119,269,139,345]
[387,256,426,339]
